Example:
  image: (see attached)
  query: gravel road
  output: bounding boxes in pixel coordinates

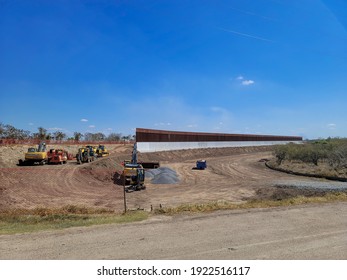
[1,202,346,260]
[274,179,347,191]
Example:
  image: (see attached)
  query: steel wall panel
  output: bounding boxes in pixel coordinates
[136,128,303,142]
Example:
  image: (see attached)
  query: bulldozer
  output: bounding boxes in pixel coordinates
[123,143,145,191]
[76,147,96,164]
[96,145,110,157]
[18,142,48,165]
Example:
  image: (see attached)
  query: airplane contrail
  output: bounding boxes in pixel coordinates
[229,6,276,21]
[218,27,275,43]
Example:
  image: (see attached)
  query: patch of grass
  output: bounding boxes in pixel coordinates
[3,193,347,235]
[0,206,148,235]
[154,192,347,215]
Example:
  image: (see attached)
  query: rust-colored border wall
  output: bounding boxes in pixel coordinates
[136,128,302,142]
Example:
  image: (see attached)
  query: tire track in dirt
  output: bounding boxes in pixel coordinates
[126,152,273,209]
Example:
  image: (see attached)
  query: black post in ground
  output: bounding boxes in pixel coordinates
[122,171,127,213]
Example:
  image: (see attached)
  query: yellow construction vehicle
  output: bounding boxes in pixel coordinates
[123,143,145,191]
[123,163,145,191]
[96,145,110,157]
[76,147,96,164]
[18,142,48,165]
[84,145,97,154]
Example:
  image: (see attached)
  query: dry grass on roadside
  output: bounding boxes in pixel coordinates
[154,192,347,215]
[0,206,148,235]
[2,192,347,235]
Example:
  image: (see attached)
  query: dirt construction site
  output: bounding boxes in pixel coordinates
[1,143,343,212]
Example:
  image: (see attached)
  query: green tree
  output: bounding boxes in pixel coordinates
[107,133,122,141]
[0,123,4,138]
[84,132,105,142]
[54,131,66,141]
[74,132,83,142]
[36,127,47,140]
[0,124,31,139]
[94,132,105,141]
[274,145,287,165]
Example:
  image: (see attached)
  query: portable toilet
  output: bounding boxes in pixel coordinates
[196,160,207,170]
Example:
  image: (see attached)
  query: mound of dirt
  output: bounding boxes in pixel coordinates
[254,186,329,201]
[138,145,273,163]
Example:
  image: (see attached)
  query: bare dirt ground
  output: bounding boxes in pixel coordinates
[0,144,340,212]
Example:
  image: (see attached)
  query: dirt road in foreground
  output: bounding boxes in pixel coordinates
[1,202,346,259]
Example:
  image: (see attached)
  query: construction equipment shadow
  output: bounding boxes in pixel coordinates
[113,171,123,186]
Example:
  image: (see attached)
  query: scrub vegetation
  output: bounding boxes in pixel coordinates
[274,138,347,167]
[153,192,347,214]
[272,138,347,179]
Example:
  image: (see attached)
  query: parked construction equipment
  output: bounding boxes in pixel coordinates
[196,160,207,170]
[96,145,110,157]
[76,147,96,164]
[123,143,146,191]
[18,142,48,165]
[85,145,97,155]
[47,149,68,164]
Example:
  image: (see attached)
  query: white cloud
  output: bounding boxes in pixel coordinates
[154,122,172,127]
[89,125,95,128]
[327,123,336,130]
[80,118,88,122]
[242,80,255,86]
[210,106,225,113]
[28,122,34,126]
[106,128,113,131]
[236,75,244,80]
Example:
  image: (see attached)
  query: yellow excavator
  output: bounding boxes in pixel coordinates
[123,143,145,192]
[18,142,48,165]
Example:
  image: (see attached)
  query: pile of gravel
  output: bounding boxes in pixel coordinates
[146,167,180,184]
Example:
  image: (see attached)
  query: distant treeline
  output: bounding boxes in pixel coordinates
[0,123,134,143]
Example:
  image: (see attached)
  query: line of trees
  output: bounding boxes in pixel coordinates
[0,123,134,142]
[274,138,347,169]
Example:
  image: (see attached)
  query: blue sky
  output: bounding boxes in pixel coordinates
[1,0,346,139]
